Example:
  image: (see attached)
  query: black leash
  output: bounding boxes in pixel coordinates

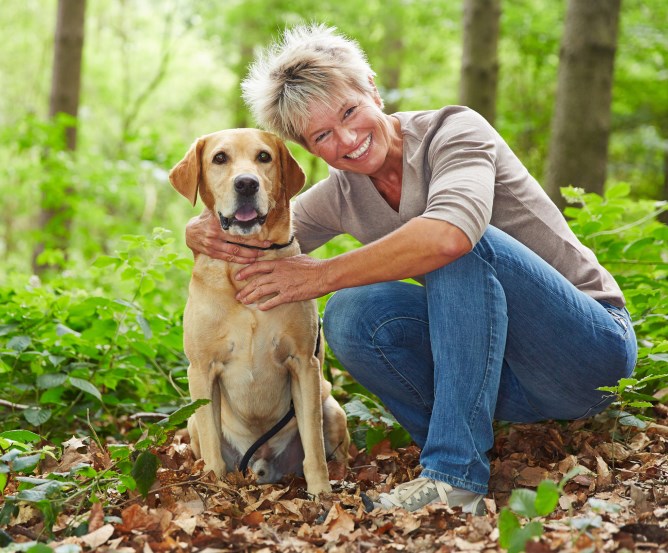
[225,235,295,251]
[238,320,323,475]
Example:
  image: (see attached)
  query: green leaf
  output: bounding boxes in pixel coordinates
[343,398,374,422]
[365,426,387,451]
[12,453,41,473]
[157,399,210,429]
[36,373,68,389]
[508,521,543,553]
[604,182,630,199]
[68,377,102,401]
[0,473,7,494]
[612,410,648,429]
[627,400,653,409]
[508,488,539,518]
[7,335,31,352]
[24,407,52,426]
[0,430,41,443]
[117,474,137,493]
[136,314,153,339]
[131,451,159,498]
[55,323,81,337]
[534,480,560,516]
[93,255,122,268]
[498,508,521,549]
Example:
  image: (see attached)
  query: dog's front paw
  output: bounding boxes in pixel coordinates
[307,480,332,495]
[203,458,227,478]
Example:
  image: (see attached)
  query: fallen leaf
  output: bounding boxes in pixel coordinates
[80,523,115,549]
[322,502,355,540]
[88,501,104,533]
[595,456,612,489]
[242,511,265,526]
[517,466,548,487]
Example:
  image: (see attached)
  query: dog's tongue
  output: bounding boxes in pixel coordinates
[234,206,258,222]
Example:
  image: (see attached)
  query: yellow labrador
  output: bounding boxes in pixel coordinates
[169,128,349,495]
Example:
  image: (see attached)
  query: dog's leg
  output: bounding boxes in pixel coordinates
[288,356,331,495]
[188,361,227,477]
[322,395,350,464]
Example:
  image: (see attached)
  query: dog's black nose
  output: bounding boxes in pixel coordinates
[234,174,259,197]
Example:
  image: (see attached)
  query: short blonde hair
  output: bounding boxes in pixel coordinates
[241,24,378,143]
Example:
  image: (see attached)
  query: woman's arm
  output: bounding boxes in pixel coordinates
[235,216,471,310]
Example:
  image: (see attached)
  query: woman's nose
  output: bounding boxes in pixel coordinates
[336,126,357,147]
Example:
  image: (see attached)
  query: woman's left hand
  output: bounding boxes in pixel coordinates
[235,255,329,310]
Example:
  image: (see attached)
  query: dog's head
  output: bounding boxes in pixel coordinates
[169,129,306,238]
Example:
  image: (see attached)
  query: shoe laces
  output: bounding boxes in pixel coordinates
[387,478,452,507]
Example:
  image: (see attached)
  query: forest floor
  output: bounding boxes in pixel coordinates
[4,407,668,552]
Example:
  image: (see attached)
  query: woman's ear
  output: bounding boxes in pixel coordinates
[368,75,384,110]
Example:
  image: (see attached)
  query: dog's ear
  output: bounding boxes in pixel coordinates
[277,140,306,199]
[169,138,205,206]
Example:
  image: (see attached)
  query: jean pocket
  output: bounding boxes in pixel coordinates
[601,303,631,337]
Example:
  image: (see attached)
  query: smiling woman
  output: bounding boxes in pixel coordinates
[185,23,637,515]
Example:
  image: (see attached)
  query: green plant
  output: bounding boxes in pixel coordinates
[499,468,584,553]
[343,394,411,452]
[0,229,192,441]
[0,400,207,539]
[563,184,668,396]
[498,468,625,553]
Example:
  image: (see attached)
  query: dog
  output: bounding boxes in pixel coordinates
[169,128,349,495]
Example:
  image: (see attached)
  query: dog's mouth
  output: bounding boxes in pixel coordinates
[219,206,267,231]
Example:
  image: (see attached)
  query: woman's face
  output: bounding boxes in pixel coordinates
[302,88,399,177]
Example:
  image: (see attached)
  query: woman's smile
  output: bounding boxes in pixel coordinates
[344,134,372,160]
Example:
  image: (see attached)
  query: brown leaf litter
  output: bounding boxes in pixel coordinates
[2,410,667,552]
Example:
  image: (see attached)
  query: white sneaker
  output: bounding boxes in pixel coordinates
[375,477,486,514]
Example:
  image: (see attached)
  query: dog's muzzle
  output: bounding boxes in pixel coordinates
[219,174,267,231]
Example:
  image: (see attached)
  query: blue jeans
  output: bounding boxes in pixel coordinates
[323,226,637,494]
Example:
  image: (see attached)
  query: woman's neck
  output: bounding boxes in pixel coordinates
[370,115,404,211]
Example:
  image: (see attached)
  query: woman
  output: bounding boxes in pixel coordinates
[186,24,637,514]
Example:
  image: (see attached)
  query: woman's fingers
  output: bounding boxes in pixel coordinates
[184,210,272,263]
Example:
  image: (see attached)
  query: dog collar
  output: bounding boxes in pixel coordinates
[224,235,295,251]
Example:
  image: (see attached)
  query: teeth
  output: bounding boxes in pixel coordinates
[345,135,371,159]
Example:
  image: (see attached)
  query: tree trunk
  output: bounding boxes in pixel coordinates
[49,0,86,147]
[544,0,621,210]
[459,0,501,126]
[33,0,86,273]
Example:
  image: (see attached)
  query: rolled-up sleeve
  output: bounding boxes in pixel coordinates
[421,111,496,246]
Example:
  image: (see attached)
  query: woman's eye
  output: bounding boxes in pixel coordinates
[257,151,271,163]
[213,152,227,164]
[344,106,356,118]
[315,131,329,143]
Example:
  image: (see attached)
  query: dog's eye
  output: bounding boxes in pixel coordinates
[257,151,271,163]
[213,152,227,164]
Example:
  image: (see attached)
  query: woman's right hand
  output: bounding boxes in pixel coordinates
[185,209,271,264]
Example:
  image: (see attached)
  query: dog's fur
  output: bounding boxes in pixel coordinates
[169,128,349,494]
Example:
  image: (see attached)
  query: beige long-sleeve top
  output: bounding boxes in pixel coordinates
[292,106,624,307]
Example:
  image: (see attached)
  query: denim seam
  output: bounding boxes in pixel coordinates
[371,317,432,410]
[462,248,501,481]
